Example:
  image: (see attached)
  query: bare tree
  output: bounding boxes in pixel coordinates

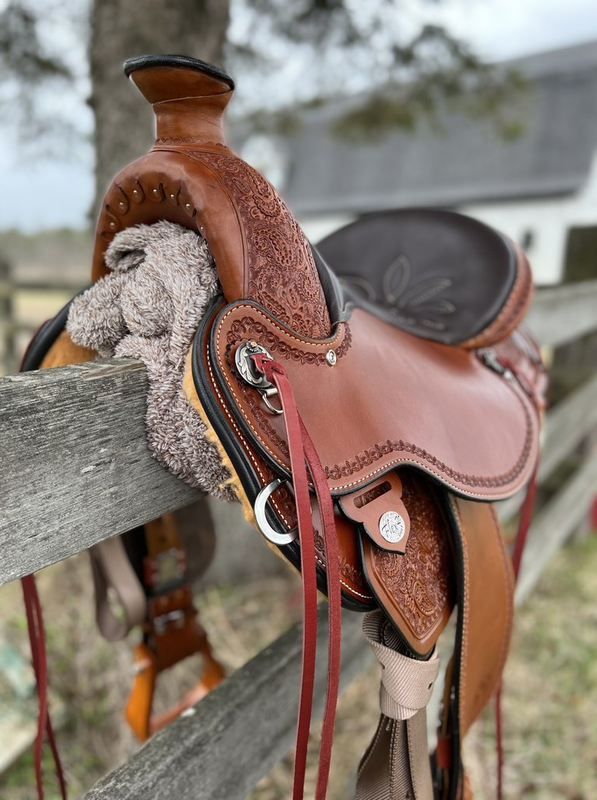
[1,0,524,222]
[89,0,231,218]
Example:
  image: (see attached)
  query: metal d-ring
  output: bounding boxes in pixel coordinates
[254,478,298,545]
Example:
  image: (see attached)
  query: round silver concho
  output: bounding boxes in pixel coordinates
[378,511,406,544]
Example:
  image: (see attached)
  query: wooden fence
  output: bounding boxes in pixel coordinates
[0,260,83,375]
[0,280,596,798]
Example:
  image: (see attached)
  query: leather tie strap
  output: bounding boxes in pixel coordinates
[252,354,342,800]
[89,537,147,642]
[21,574,68,800]
[356,610,439,800]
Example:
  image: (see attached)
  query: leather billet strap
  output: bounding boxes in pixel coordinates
[89,537,146,641]
[437,498,514,799]
[356,610,440,800]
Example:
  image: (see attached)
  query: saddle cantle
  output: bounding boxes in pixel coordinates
[23,54,545,800]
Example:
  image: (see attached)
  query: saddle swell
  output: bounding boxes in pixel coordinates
[92,57,331,340]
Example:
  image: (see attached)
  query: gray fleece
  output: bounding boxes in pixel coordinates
[67,221,235,501]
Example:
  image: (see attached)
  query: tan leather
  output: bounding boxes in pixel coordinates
[130,64,231,145]
[437,497,514,796]
[360,473,454,657]
[452,498,513,735]
[91,65,331,340]
[210,303,539,502]
[40,330,96,369]
[339,472,411,555]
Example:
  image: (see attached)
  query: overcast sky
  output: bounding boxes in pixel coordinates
[1,0,596,232]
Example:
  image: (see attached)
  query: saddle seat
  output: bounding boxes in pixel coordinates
[316,208,533,349]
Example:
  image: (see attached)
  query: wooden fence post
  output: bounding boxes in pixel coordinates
[0,257,14,375]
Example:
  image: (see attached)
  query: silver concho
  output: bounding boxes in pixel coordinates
[379,511,406,543]
[235,341,274,388]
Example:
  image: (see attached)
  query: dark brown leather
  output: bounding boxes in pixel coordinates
[316,210,533,348]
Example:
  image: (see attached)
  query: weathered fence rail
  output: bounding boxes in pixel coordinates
[0,280,596,798]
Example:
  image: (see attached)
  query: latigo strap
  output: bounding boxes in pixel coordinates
[252,353,342,800]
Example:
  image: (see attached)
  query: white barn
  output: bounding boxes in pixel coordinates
[240,40,597,285]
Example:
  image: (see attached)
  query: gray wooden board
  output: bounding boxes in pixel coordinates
[3,322,597,584]
[497,373,597,522]
[84,608,372,800]
[0,360,200,585]
[526,280,597,348]
[516,453,597,603]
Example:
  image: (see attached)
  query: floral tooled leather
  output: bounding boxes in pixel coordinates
[189,151,331,339]
[365,472,454,652]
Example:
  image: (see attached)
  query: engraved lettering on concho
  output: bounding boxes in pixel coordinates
[379,511,406,543]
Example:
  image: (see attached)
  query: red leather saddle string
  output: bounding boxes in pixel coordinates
[21,574,68,800]
[252,354,342,800]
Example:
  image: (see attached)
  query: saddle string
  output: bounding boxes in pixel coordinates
[21,574,68,800]
[251,354,342,800]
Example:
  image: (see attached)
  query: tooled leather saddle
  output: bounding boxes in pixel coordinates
[20,55,547,800]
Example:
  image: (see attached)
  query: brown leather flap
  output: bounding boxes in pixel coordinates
[208,301,540,502]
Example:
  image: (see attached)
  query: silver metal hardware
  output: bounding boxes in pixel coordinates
[153,609,185,636]
[326,349,337,366]
[379,511,406,543]
[235,341,284,415]
[481,349,513,381]
[254,478,298,545]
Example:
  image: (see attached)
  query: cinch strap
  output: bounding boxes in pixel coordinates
[356,610,439,800]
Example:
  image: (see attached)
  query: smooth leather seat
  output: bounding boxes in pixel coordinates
[315,208,533,349]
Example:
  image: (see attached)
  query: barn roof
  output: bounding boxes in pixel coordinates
[247,39,597,214]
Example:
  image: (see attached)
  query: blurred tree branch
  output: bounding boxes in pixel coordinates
[0,0,75,144]
[0,0,528,209]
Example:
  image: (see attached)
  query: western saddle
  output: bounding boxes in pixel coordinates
[19,55,547,800]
